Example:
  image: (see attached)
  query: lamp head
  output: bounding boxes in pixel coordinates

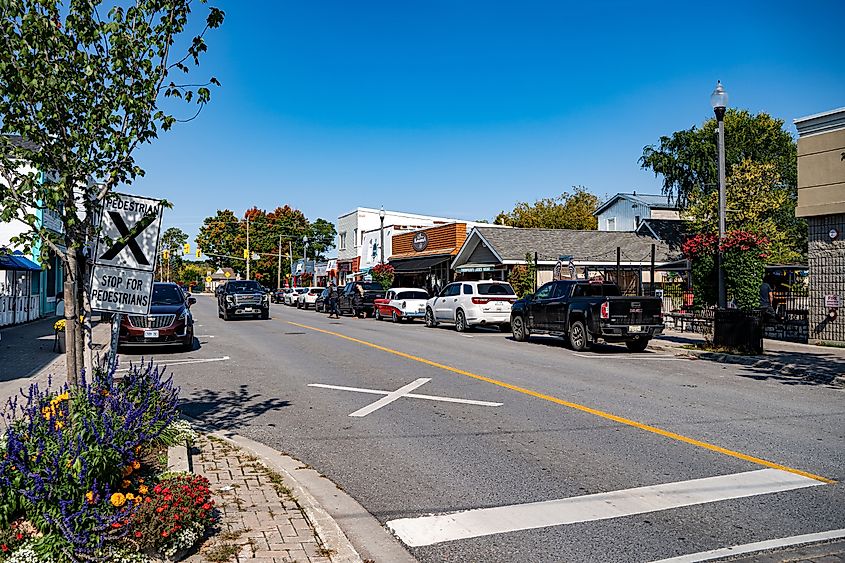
[710,81,728,110]
[379,206,385,219]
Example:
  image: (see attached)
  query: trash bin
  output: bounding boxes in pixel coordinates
[713,309,763,354]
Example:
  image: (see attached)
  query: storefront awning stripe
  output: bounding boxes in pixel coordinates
[390,255,451,273]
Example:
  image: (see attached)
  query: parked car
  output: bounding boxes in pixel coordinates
[118,282,196,350]
[374,288,429,322]
[509,280,664,352]
[217,280,269,320]
[338,281,385,317]
[284,287,308,306]
[271,288,289,304]
[314,288,330,312]
[297,287,325,309]
[425,281,517,332]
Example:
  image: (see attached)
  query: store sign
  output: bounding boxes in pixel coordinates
[412,232,428,252]
[826,294,841,308]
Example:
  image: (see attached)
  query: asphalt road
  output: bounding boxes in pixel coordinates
[118,295,845,563]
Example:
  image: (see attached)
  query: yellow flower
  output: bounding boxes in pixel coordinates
[125,493,135,501]
[110,493,126,508]
[55,421,65,430]
[66,459,72,468]
[131,460,141,470]
[54,319,66,332]
[85,491,95,504]
[138,485,149,495]
[121,479,131,489]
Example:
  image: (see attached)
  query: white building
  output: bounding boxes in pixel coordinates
[335,208,459,282]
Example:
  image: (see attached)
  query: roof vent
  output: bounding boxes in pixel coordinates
[632,190,637,196]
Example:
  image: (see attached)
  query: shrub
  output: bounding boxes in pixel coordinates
[131,474,214,558]
[0,361,180,562]
[721,231,768,311]
[371,263,395,290]
[682,232,718,308]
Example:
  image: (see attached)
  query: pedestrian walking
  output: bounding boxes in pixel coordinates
[327,282,341,318]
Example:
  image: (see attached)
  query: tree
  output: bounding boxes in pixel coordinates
[196,206,335,286]
[639,109,798,207]
[178,262,207,288]
[159,226,188,280]
[508,253,537,297]
[495,186,599,229]
[0,1,224,383]
[684,160,803,264]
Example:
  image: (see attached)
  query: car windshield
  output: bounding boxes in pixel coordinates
[359,282,383,291]
[478,283,516,296]
[397,291,429,300]
[226,281,263,293]
[151,285,185,305]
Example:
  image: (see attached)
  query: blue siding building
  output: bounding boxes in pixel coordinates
[595,192,680,232]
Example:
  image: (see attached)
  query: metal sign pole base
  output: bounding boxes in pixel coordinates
[108,313,121,374]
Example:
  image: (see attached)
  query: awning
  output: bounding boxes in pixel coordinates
[390,255,451,273]
[454,262,500,273]
[0,251,42,271]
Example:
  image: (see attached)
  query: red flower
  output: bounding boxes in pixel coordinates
[111,522,122,529]
[135,531,143,538]
[162,531,168,537]
[1,544,8,552]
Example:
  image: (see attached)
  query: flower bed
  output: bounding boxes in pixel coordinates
[0,363,213,562]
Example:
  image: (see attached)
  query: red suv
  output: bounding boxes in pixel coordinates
[118,282,196,350]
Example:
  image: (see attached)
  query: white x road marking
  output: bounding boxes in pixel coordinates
[386,468,823,547]
[115,356,230,372]
[308,379,503,417]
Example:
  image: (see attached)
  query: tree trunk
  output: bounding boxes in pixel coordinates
[63,249,80,385]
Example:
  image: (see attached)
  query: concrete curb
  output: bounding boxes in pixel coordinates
[186,423,417,563]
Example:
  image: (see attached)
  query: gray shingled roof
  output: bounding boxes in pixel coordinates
[636,219,691,251]
[1,134,40,152]
[471,227,679,264]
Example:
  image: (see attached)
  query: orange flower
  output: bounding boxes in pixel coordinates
[138,485,149,495]
[85,491,95,504]
[121,479,131,489]
[110,493,126,508]
[122,466,133,477]
[131,460,141,470]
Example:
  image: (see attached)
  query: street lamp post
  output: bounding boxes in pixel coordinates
[379,206,386,264]
[711,81,728,309]
[302,235,309,285]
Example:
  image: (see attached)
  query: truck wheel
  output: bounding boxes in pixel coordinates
[392,311,400,323]
[568,320,589,351]
[374,309,381,320]
[425,308,438,328]
[625,338,650,352]
[511,316,528,342]
[261,309,270,320]
[222,308,230,321]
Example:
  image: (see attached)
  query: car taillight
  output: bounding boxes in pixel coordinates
[472,298,489,304]
[600,301,610,319]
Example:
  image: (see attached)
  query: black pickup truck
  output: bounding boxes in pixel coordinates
[338,281,385,318]
[510,280,664,352]
[217,280,270,320]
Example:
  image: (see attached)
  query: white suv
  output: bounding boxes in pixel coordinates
[425,281,517,332]
[296,287,325,309]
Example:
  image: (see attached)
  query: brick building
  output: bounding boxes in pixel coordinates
[795,107,845,345]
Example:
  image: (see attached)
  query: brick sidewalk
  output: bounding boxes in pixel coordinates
[186,435,335,563]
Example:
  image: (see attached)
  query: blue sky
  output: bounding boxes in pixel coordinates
[133,0,845,247]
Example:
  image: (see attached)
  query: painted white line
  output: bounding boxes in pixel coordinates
[348,378,431,417]
[195,335,216,338]
[386,469,823,547]
[461,334,474,338]
[115,356,230,372]
[308,383,503,407]
[572,353,687,361]
[650,528,845,563]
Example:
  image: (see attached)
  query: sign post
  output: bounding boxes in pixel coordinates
[90,193,163,371]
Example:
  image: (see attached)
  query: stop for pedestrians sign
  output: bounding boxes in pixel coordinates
[90,193,163,314]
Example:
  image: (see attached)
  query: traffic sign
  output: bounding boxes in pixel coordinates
[94,193,163,271]
[224,271,231,278]
[90,266,156,315]
[205,276,212,283]
[183,243,190,255]
[90,193,163,315]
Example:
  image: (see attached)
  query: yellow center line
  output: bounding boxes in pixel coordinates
[287,320,835,485]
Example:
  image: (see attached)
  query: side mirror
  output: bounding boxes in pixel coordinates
[188,297,197,306]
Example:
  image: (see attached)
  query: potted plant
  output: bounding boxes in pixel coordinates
[53,319,66,353]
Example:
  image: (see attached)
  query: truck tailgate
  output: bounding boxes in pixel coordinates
[607,297,662,325]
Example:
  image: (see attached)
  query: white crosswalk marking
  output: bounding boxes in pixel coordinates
[387,469,824,547]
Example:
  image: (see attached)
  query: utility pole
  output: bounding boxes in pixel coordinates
[246,215,250,280]
[277,234,282,290]
[289,240,294,287]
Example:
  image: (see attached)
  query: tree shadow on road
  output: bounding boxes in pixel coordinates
[178,384,291,430]
[729,351,845,387]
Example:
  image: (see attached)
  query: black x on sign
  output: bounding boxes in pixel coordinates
[95,194,163,272]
